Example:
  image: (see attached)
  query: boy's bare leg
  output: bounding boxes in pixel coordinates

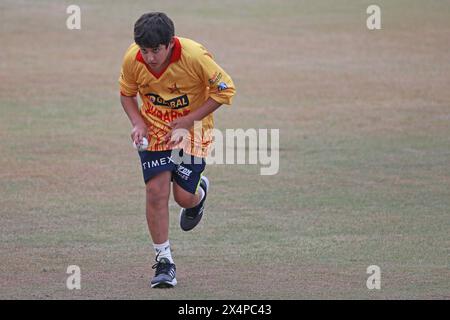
[145,171,171,244]
[145,170,177,288]
[172,181,201,209]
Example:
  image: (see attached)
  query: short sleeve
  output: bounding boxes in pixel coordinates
[119,50,138,97]
[194,47,236,105]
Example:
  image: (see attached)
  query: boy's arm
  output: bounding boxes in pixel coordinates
[164,43,235,147]
[170,97,221,130]
[120,95,148,145]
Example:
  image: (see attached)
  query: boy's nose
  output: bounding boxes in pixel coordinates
[145,54,155,63]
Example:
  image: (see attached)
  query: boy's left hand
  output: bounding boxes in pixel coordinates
[164,115,194,148]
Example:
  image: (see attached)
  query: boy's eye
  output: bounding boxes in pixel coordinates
[141,47,161,54]
[141,48,159,54]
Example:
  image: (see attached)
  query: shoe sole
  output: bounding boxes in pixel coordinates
[151,278,177,288]
[179,176,210,231]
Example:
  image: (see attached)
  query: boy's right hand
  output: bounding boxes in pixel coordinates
[131,123,148,145]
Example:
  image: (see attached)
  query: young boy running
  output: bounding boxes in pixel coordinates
[119,12,235,288]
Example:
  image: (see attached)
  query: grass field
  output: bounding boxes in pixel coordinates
[1,0,449,299]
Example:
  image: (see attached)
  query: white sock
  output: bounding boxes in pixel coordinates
[197,186,205,203]
[189,187,205,208]
[153,240,173,263]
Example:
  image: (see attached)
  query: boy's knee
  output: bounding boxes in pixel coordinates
[146,183,169,207]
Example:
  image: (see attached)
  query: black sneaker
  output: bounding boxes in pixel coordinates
[179,176,209,231]
[150,257,177,288]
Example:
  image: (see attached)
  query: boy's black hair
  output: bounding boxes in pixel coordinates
[134,12,175,48]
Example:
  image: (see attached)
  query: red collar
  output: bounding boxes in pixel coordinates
[136,37,182,79]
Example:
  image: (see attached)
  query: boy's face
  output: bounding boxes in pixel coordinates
[139,38,174,71]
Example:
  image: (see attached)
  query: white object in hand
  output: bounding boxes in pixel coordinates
[133,137,149,151]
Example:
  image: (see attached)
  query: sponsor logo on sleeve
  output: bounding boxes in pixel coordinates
[209,72,222,86]
[217,82,228,91]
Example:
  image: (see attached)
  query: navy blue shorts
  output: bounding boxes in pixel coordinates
[138,149,206,194]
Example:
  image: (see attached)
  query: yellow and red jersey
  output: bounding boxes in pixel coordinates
[119,37,235,157]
